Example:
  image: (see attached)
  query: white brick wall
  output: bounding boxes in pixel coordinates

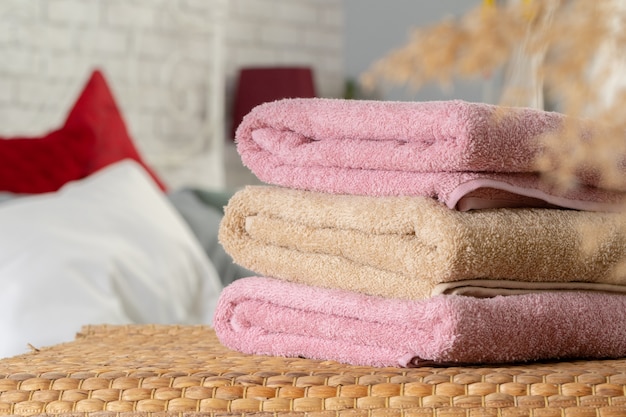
[0,0,344,189]
[226,0,344,99]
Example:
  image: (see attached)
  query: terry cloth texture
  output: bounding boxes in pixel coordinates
[218,185,626,299]
[235,98,625,211]
[213,276,626,367]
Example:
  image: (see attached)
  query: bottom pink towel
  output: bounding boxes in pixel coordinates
[213,277,626,367]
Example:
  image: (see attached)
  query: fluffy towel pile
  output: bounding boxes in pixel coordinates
[219,185,626,299]
[215,98,626,367]
[214,277,626,367]
[235,98,625,211]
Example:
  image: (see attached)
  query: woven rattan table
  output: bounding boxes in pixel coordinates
[0,325,625,417]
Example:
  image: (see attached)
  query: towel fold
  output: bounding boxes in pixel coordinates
[218,185,626,299]
[213,276,626,367]
[432,279,626,297]
[235,98,625,211]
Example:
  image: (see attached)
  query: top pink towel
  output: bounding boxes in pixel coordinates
[235,98,625,211]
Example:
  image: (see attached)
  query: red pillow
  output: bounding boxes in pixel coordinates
[63,70,168,190]
[0,69,167,193]
[0,128,95,194]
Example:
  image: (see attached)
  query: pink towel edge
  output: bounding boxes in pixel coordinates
[451,178,625,212]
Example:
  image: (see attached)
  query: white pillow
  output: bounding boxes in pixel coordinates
[0,160,223,358]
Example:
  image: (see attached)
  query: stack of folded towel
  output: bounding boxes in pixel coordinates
[214,98,626,367]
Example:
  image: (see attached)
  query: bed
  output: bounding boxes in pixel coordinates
[1,0,256,389]
[0,67,253,360]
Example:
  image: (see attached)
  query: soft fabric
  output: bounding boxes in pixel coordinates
[432,279,626,297]
[64,69,168,190]
[0,127,95,193]
[0,192,18,204]
[0,161,222,359]
[214,277,626,367]
[219,185,626,299]
[0,69,167,194]
[0,187,248,288]
[168,188,253,287]
[235,98,625,211]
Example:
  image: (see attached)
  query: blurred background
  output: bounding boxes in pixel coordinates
[0,0,621,190]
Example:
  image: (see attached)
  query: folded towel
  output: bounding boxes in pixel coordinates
[218,185,626,299]
[235,98,625,211]
[213,277,626,367]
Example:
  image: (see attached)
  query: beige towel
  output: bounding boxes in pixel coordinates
[219,185,626,299]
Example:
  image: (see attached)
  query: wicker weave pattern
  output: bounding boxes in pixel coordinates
[0,325,625,417]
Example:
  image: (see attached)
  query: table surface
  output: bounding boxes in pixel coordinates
[0,324,625,417]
